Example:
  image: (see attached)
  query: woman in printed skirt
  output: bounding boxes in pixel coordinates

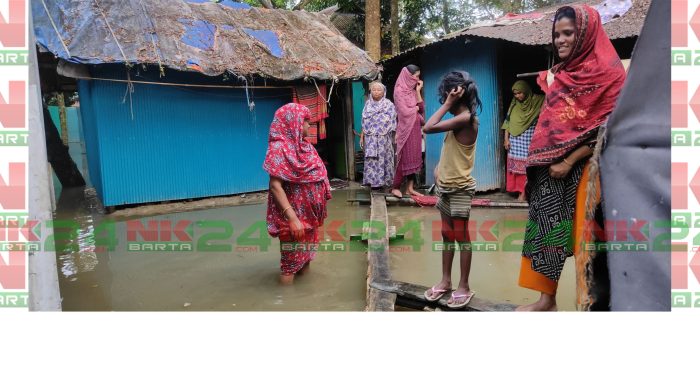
[501,80,544,202]
[517,5,626,311]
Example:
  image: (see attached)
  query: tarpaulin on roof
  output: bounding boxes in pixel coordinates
[32,0,377,80]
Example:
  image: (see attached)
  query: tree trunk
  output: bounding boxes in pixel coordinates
[365,0,381,62]
[259,0,274,9]
[442,0,451,35]
[56,92,68,146]
[390,0,400,55]
[42,105,86,187]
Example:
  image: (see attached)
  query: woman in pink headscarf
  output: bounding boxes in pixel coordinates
[263,103,332,285]
[392,65,425,198]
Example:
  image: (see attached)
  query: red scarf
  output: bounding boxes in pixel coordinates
[528,5,626,166]
[263,103,329,184]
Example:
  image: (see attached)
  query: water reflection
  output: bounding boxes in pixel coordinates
[53,187,369,311]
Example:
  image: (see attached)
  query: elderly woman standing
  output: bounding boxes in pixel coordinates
[264,103,332,285]
[392,65,425,198]
[501,80,544,201]
[517,5,626,311]
[361,81,397,190]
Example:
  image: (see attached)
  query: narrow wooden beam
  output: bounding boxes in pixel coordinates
[365,192,396,311]
[370,280,517,312]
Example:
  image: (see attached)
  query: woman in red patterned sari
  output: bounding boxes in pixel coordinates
[517,5,626,310]
[263,103,331,284]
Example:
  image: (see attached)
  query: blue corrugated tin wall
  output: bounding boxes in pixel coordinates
[78,70,289,206]
[78,80,104,199]
[421,39,503,192]
[352,81,365,152]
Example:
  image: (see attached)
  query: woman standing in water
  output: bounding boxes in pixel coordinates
[264,103,331,285]
[392,65,425,198]
[361,81,397,191]
[517,5,625,311]
[501,80,544,202]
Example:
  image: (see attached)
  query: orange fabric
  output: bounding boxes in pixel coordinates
[573,161,601,309]
[518,161,596,296]
[573,162,598,257]
[518,257,558,295]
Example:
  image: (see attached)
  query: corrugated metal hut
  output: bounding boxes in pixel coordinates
[382,0,650,193]
[33,0,377,207]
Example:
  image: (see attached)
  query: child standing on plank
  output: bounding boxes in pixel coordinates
[422,71,482,309]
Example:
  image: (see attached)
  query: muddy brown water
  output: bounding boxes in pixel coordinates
[53,187,369,311]
[53,187,576,311]
[387,205,577,311]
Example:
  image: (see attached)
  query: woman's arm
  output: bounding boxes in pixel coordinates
[548,143,594,179]
[503,130,510,150]
[269,176,304,240]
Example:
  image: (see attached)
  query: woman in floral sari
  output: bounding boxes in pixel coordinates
[361,81,397,190]
[263,103,331,284]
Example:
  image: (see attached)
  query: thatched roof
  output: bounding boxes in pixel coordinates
[387,0,650,61]
[33,0,378,81]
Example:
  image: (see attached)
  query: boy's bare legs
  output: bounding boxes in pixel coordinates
[449,217,473,305]
[425,213,454,299]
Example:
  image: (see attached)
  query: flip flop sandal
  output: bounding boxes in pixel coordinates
[424,286,450,302]
[447,291,475,309]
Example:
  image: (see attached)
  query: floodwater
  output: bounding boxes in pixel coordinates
[387,205,577,311]
[53,187,369,311]
[53,186,576,311]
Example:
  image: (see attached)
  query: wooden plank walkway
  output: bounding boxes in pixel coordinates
[349,195,528,209]
[365,192,396,311]
[370,280,517,312]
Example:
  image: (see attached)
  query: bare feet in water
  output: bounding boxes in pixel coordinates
[279,273,295,285]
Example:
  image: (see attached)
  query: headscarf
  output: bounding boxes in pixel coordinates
[362,83,397,157]
[393,67,420,157]
[263,103,329,185]
[527,5,626,166]
[501,80,545,137]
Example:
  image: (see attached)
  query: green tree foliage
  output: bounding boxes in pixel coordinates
[239,0,563,54]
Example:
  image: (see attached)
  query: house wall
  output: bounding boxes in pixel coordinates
[78,67,290,206]
[420,38,503,192]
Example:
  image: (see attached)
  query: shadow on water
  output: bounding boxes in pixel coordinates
[387,206,577,311]
[53,187,369,311]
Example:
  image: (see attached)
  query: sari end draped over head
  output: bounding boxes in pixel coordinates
[528,4,626,167]
[362,85,397,158]
[393,67,419,156]
[502,80,545,137]
[263,103,330,185]
[263,103,331,237]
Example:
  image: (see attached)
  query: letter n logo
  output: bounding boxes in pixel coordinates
[0,0,26,48]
